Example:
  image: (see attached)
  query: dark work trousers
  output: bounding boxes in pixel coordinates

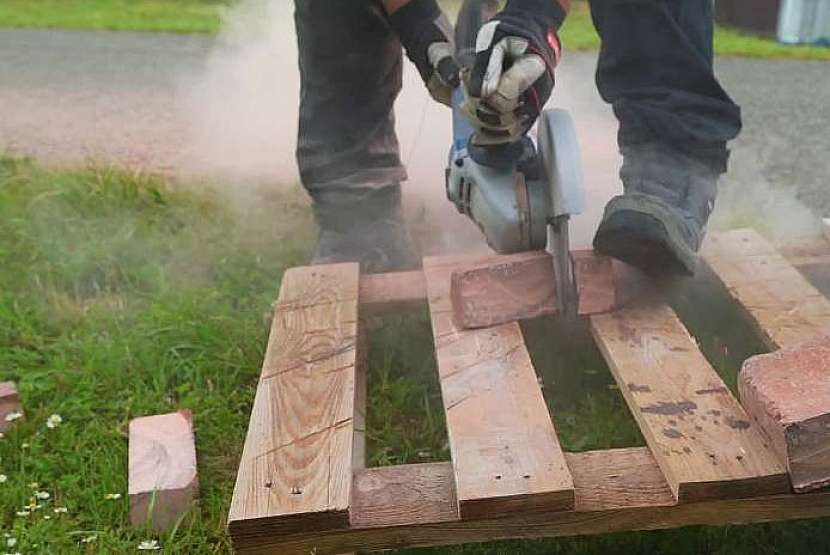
[294,0,406,193]
[589,0,741,173]
[293,0,742,194]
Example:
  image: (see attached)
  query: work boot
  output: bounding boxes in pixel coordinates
[593,145,720,276]
[310,185,420,273]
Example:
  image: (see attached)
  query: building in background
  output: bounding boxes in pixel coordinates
[715,0,830,45]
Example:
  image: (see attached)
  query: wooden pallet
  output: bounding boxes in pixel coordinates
[228,229,830,554]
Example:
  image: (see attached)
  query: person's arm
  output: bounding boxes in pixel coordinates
[384,0,460,107]
[464,0,570,144]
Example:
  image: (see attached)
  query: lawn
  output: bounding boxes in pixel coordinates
[0,0,226,34]
[1,157,830,553]
[1,0,829,61]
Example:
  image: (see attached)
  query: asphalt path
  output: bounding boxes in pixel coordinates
[1,28,828,241]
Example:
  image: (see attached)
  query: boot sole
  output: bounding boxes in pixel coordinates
[593,196,698,277]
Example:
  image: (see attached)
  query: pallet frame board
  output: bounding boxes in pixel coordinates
[228,263,364,540]
[423,255,575,518]
[229,230,830,554]
[702,228,830,349]
[590,305,788,502]
[234,448,830,555]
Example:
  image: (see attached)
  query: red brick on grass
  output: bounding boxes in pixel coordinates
[739,336,830,492]
[0,381,22,432]
[129,410,198,531]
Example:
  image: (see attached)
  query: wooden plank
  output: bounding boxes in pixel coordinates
[590,305,789,503]
[702,229,830,350]
[129,410,199,531]
[233,447,830,554]
[740,335,830,492]
[351,463,460,528]
[359,270,426,316]
[449,250,622,329]
[780,238,830,269]
[228,263,363,540]
[422,255,574,519]
[0,381,22,432]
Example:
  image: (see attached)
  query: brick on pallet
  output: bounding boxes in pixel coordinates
[739,336,830,493]
[129,410,198,531]
[0,381,22,432]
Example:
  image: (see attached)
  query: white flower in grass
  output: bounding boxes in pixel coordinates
[4,412,22,423]
[137,539,160,551]
[0,475,7,483]
[35,490,50,500]
[43,515,51,520]
[28,482,38,489]
[80,535,97,544]
[53,507,68,514]
[46,414,62,429]
[104,493,121,500]
[5,538,15,547]
[14,510,29,517]
[0,432,4,439]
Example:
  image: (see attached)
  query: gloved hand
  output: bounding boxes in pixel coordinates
[463,0,565,144]
[389,0,460,107]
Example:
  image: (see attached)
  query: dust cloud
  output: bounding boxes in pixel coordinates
[178,0,820,257]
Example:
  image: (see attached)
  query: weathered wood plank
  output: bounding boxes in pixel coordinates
[449,250,620,329]
[740,335,830,492]
[359,270,426,316]
[129,410,199,531]
[228,263,362,540]
[0,381,22,432]
[702,229,830,350]
[233,447,830,554]
[423,255,574,519]
[351,462,460,529]
[590,305,789,503]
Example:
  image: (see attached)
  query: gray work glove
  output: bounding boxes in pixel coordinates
[463,0,565,144]
[389,0,460,107]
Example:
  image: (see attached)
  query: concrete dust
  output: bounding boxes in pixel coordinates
[185,0,825,256]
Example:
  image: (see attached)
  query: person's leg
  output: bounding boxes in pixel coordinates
[294,0,417,271]
[588,0,742,275]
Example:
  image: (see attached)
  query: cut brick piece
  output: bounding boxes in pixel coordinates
[129,410,199,531]
[0,381,22,432]
[739,336,830,492]
[450,250,629,329]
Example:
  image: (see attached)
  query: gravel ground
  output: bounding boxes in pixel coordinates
[1,28,828,239]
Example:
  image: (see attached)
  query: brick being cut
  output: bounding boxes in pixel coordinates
[739,336,830,492]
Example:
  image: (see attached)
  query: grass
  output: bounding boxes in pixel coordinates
[0,0,226,34]
[1,156,830,553]
[559,1,830,60]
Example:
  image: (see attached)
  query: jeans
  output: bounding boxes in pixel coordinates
[293,0,742,192]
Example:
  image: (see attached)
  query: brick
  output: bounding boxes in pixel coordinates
[129,410,198,531]
[739,336,830,492]
[0,382,23,432]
